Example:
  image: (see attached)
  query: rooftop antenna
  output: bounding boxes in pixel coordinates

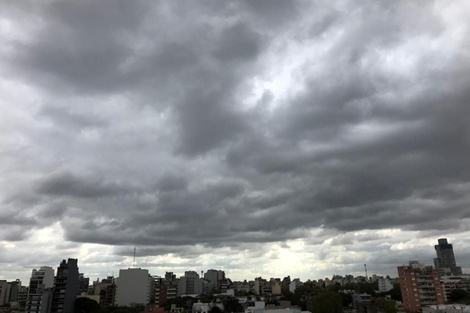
[133,247,136,268]
[364,264,368,281]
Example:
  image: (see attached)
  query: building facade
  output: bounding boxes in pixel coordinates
[203,270,225,292]
[378,278,394,293]
[0,281,11,306]
[398,261,445,313]
[178,271,202,296]
[115,268,151,306]
[51,259,79,313]
[434,238,463,276]
[25,266,55,313]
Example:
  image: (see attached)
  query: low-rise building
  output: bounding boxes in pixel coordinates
[423,304,470,313]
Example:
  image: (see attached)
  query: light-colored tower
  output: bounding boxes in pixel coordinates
[25,266,55,313]
[115,268,151,306]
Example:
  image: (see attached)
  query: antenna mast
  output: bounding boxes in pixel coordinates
[133,247,136,268]
[364,264,368,281]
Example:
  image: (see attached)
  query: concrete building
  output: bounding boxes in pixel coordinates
[201,280,212,295]
[246,301,302,313]
[271,282,282,296]
[91,276,115,307]
[423,304,470,312]
[253,278,267,296]
[0,281,11,306]
[178,271,202,296]
[25,266,55,313]
[7,279,21,305]
[204,270,225,292]
[281,276,291,292]
[246,301,265,313]
[115,268,151,306]
[398,261,445,313]
[17,285,28,309]
[378,278,394,293]
[266,301,301,313]
[439,275,470,303]
[51,259,79,313]
[352,293,372,312]
[289,279,301,293]
[192,302,211,313]
[434,238,463,276]
[78,274,89,294]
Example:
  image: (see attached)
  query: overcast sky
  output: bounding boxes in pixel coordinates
[1,0,470,284]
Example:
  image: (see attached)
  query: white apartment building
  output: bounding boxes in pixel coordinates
[25,266,55,313]
[378,278,393,293]
[115,268,151,306]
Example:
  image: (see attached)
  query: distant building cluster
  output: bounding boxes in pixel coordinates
[398,238,470,313]
[0,238,467,313]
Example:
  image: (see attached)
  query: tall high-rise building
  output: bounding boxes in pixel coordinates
[398,261,445,313]
[25,266,55,313]
[115,268,151,306]
[51,259,79,313]
[434,238,462,275]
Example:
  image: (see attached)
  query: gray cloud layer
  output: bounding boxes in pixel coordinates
[1,0,470,278]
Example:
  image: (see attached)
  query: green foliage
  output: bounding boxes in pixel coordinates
[340,293,352,307]
[373,297,397,313]
[222,298,243,313]
[284,281,324,310]
[448,289,470,304]
[310,291,343,313]
[74,297,100,313]
[208,307,223,313]
[388,284,402,302]
[198,294,215,304]
[91,304,144,313]
[164,296,194,311]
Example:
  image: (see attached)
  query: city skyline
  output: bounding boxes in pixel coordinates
[2,1,470,287]
[1,238,466,285]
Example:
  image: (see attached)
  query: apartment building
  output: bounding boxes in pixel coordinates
[398,261,445,313]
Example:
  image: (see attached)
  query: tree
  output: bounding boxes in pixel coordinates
[340,293,352,307]
[373,297,397,313]
[448,289,469,303]
[223,298,243,313]
[208,306,223,313]
[74,297,100,313]
[388,284,402,302]
[310,291,343,313]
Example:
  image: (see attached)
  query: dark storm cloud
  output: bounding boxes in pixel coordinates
[36,171,127,199]
[4,0,147,94]
[1,0,470,279]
